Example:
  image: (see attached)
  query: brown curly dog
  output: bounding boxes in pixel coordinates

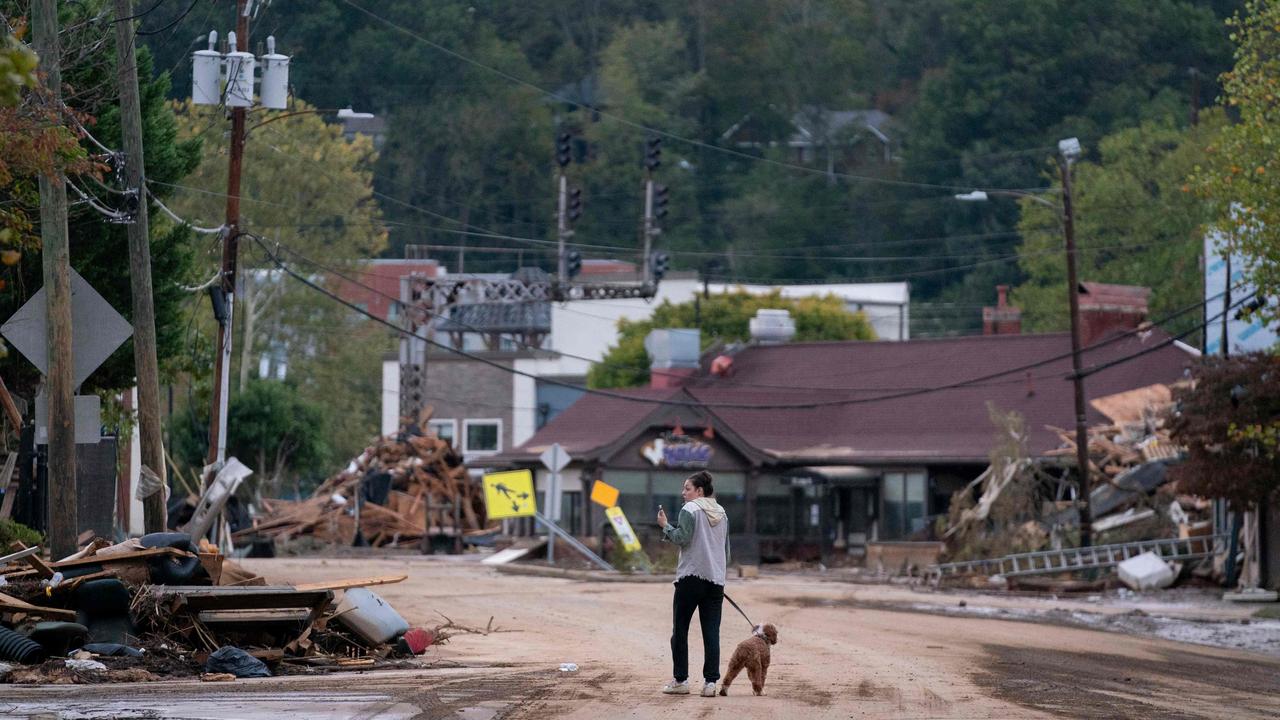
[719,623,778,696]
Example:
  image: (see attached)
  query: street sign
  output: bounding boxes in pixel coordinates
[606,506,641,552]
[481,470,537,519]
[539,443,571,473]
[1,268,133,388]
[590,479,620,508]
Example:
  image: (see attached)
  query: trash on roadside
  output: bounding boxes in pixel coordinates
[204,646,271,678]
[1117,552,1176,591]
[559,662,579,672]
[200,672,237,682]
[64,658,107,672]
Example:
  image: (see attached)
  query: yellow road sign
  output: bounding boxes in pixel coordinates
[590,479,620,508]
[605,506,641,552]
[482,470,537,519]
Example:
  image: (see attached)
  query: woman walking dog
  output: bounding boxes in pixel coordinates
[657,470,730,697]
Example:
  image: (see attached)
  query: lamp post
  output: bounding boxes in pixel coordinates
[956,137,1094,547]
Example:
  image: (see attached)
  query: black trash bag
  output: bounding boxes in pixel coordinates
[205,646,271,678]
[82,643,145,658]
[362,470,392,506]
[139,532,205,584]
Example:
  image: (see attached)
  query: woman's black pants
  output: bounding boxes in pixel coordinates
[670,575,724,683]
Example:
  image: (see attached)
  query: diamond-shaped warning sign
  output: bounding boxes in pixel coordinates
[1,268,133,387]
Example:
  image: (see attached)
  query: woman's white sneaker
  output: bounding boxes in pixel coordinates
[701,681,718,697]
[662,679,690,695]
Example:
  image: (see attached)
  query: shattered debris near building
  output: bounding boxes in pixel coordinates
[935,384,1219,588]
[234,416,492,549]
[0,534,490,684]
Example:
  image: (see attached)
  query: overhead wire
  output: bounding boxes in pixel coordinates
[251,231,1244,411]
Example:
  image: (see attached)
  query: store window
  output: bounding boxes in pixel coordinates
[604,471,650,532]
[755,475,792,536]
[463,419,501,455]
[881,471,927,539]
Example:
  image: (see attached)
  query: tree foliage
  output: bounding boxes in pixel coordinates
[1170,353,1280,508]
[588,290,876,388]
[1011,115,1223,337]
[1193,0,1280,326]
[0,1,201,398]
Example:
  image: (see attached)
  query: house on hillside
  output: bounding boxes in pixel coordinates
[722,107,897,173]
[482,285,1197,563]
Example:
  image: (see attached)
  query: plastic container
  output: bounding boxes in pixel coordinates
[333,588,409,645]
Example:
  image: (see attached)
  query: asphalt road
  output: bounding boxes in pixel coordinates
[4,555,1279,719]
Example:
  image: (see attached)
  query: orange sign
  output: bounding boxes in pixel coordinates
[590,479,620,508]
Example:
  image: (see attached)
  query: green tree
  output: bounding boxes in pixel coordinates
[1011,115,1223,337]
[1194,0,1280,325]
[171,379,330,497]
[0,0,202,399]
[588,289,876,387]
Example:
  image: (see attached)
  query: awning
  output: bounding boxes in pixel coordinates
[782,465,881,487]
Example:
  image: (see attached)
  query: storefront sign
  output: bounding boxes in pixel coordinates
[641,433,714,469]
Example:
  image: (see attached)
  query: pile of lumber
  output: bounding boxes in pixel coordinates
[235,424,490,548]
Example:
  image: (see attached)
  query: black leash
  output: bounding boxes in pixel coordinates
[723,592,755,629]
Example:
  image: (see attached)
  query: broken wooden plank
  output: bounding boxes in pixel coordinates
[293,574,408,592]
[0,591,77,620]
[153,585,334,613]
[10,541,54,578]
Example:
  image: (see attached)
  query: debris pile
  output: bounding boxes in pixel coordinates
[236,423,491,549]
[1,535,483,683]
[938,385,1217,584]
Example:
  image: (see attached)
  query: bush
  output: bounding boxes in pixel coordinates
[0,518,43,547]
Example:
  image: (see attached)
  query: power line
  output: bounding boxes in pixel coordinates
[251,232,1241,412]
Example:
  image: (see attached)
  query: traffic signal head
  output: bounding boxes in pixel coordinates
[653,184,669,219]
[556,132,572,168]
[566,250,582,278]
[650,251,670,280]
[568,186,583,223]
[645,137,662,170]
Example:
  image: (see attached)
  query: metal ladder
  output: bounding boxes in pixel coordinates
[930,534,1227,581]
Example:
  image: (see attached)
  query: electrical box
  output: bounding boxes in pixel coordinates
[258,36,290,110]
[224,31,255,108]
[191,31,221,106]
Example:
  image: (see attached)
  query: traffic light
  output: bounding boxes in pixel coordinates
[567,186,583,223]
[566,250,582,278]
[652,184,669,219]
[556,131,572,167]
[644,137,662,170]
[650,251,670,280]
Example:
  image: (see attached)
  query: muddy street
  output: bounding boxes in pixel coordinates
[5,555,1279,719]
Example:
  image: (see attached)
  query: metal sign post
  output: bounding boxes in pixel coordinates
[539,444,570,565]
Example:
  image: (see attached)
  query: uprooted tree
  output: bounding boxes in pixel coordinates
[1169,352,1280,509]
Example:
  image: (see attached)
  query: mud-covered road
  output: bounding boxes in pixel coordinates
[4,555,1279,719]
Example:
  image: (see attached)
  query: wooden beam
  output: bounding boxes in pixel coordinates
[0,591,76,620]
[0,376,22,431]
[292,574,408,592]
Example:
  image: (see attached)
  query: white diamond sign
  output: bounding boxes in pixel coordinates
[1,268,134,387]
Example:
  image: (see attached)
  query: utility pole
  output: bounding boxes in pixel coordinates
[642,137,662,285]
[207,0,250,474]
[34,0,77,559]
[1058,137,1093,548]
[114,0,166,532]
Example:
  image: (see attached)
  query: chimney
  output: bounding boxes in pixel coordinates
[749,309,796,344]
[1078,282,1150,345]
[645,329,701,389]
[983,285,1022,335]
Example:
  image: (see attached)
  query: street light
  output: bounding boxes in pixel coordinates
[956,137,1095,548]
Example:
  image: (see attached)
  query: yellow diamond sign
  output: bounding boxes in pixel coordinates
[482,470,537,519]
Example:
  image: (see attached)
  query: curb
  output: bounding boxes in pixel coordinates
[492,564,675,583]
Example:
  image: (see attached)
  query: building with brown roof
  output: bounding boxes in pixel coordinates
[484,299,1198,563]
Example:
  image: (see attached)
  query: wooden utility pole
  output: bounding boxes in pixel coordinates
[34,0,77,558]
[1060,153,1092,549]
[114,0,167,532]
[207,0,250,473]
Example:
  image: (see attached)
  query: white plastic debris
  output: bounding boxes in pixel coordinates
[559,663,579,672]
[1118,552,1175,591]
[65,659,108,672]
[330,493,348,507]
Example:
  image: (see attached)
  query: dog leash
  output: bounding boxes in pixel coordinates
[727,589,752,627]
